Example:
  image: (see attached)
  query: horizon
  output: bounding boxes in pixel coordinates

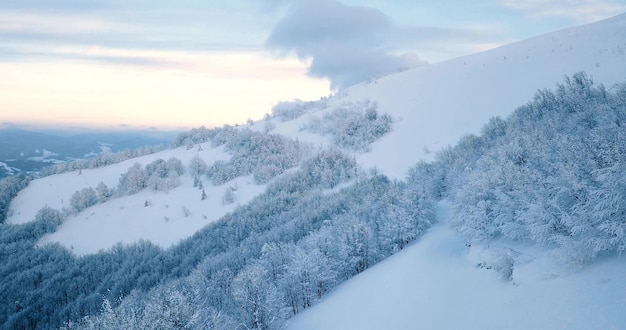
[0,120,188,134]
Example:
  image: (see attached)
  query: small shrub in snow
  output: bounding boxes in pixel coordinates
[96,182,112,202]
[222,186,236,205]
[182,206,191,218]
[469,245,520,281]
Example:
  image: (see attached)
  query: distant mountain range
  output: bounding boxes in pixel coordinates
[0,128,177,178]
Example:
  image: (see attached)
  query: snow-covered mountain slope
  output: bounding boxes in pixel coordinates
[7,145,268,255]
[6,13,626,258]
[270,13,626,179]
[287,201,626,330]
[285,14,626,329]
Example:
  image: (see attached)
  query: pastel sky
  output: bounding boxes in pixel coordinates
[1,0,625,130]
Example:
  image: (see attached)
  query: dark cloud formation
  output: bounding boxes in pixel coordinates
[265,0,425,90]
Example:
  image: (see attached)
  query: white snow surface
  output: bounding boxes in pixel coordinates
[287,201,626,330]
[8,144,267,255]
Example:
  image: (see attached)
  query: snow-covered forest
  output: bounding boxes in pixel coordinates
[0,141,434,328]
[0,73,624,329]
[445,73,626,263]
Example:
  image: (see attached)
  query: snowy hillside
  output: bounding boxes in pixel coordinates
[286,14,626,329]
[270,13,626,179]
[2,13,626,329]
[7,13,626,256]
[7,144,275,255]
[287,201,626,330]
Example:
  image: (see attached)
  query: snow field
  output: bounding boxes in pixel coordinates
[9,144,270,255]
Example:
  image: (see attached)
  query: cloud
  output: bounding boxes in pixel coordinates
[0,42,174,67]
[0,3,271,54]
[502,0,626,22]
[265,0,425,89]
[0,11,113,35]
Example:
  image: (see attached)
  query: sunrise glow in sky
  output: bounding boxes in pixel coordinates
[1,0,625,130]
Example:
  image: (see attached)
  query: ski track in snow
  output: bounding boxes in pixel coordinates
[286,200,626,330]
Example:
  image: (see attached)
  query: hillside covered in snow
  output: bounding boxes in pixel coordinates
[0,13,625,329]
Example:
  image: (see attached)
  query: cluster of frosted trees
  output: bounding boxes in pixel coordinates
[0,174,31,224]
[270,98,330,121]
[64,157,185,215]
[436,73,626,263]
[39,145,165,178]
[206,128,309,185]
[55,126,315,219]
[117,158,185,195]
[170,99,392,155]
[63,150,435,330]
[172,126,312,185]
[303,100,392,151]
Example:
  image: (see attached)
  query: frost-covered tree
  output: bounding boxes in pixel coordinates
[166,157,185,177]
[141,286,199,329]
[189,155,207,178]
[206,160,236,185]
[586,161,626,255]
[145,159,168,179]
[96,182,112,202]
[279,246,336,313]
[67,287,200,330]
[203,267,235,312]
[231,263,285,330]
[34,206,63,234]
[69,187,98,213]
[118,163,147,195]
[145,158,184,191]
[337,216,376,273]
